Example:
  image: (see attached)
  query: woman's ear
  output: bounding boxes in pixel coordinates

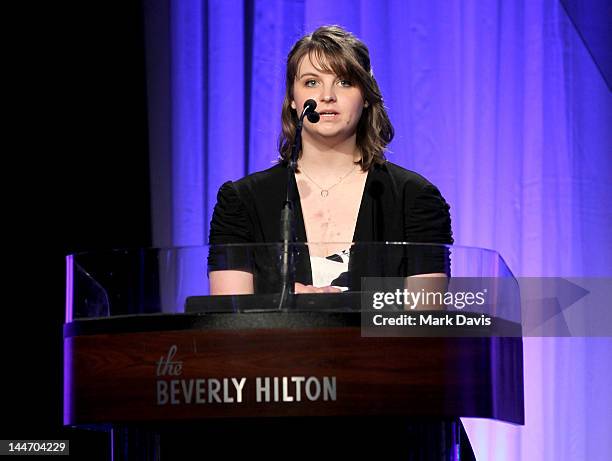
[291,100,297,110]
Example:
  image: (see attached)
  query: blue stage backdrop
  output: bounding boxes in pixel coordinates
[142,1,611,459]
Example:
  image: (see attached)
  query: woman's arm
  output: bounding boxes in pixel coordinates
[402,181,453,309]
[404,273,448,310]
[209,273,340,295]
[208,181,255,295]
[209,270,254,295]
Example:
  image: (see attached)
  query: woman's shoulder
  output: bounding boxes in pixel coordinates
[231,162,286,192]
[375,161,437,192]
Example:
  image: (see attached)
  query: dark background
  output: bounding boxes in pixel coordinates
[5,1,150,458]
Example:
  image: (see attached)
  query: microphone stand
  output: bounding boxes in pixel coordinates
[278,100,318,310]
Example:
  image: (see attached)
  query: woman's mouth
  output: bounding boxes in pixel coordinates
[319,111,339,119]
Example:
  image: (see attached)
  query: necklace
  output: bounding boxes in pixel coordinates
[299,164,358,197]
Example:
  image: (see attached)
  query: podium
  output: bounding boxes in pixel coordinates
[64,244,524,460]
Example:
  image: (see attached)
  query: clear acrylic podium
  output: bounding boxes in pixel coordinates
[64,243,524,460]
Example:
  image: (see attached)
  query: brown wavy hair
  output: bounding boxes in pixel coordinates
[278,25,394,171]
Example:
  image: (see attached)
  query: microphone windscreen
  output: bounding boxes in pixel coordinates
[306,111,320,123]
[303,99,317,111]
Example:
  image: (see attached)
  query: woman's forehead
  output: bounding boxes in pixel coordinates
[296,52,345,78]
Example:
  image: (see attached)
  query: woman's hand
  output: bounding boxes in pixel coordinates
[294,282,342,294]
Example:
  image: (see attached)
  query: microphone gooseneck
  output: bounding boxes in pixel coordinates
[278,99,320,310]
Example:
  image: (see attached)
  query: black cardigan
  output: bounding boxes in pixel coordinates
[208,161,453,292]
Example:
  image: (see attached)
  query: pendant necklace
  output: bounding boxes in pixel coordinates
[299,164,358,197]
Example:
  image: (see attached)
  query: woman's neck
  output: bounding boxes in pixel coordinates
[299,136,360,175]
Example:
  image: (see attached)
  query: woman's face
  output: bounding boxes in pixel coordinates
[291,54,365,145]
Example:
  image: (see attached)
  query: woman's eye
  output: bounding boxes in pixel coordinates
[305,80,318,87]
[339,80,353,87]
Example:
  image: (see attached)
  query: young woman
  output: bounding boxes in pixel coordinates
[208,25,453,295]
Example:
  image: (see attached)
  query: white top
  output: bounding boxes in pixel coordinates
[309,249,350,291]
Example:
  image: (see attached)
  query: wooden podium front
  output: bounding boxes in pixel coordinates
[64,310,523,460]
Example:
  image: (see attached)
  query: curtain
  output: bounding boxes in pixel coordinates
[143,1,612,459]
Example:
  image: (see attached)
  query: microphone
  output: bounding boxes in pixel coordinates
[301,99,320,123]
[307,111,320,123]
[278,99,319,308]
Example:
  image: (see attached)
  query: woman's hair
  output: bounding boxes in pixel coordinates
[278,25,394,171]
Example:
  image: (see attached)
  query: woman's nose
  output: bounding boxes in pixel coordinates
[319,86,337,102]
